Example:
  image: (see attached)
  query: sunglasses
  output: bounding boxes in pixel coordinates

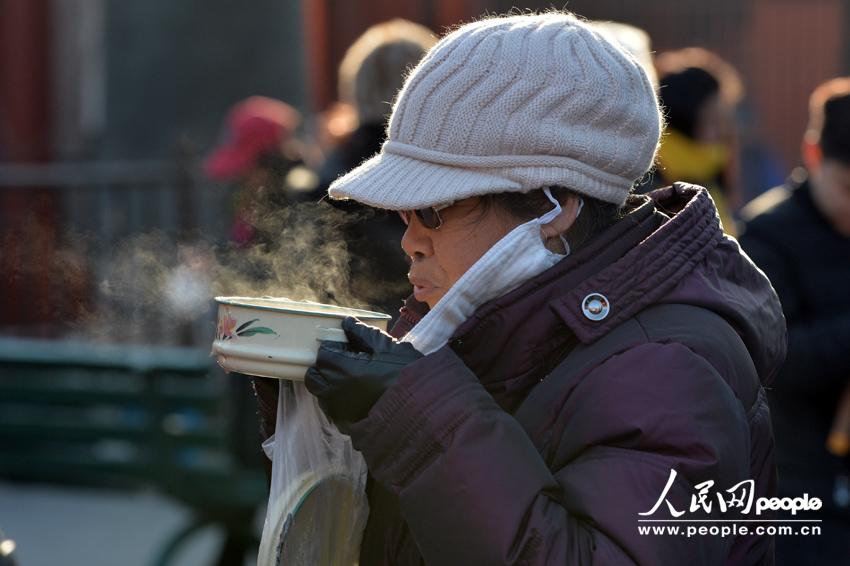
[398,201,455,230]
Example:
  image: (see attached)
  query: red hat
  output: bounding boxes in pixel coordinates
[204,96,300,181]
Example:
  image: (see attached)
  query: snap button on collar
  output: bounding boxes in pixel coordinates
[582,293,610,321]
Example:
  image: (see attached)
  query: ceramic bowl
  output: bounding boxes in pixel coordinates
[211,296,392,380]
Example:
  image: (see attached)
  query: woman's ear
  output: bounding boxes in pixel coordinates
[541,193,581,242]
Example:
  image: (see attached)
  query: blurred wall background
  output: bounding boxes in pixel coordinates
[3,0,307,162]
[4,0,848,175]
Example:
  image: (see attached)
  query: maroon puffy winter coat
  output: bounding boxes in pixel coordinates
[350,184,785,565]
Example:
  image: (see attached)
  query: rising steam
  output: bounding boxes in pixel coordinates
[53,201,401,345]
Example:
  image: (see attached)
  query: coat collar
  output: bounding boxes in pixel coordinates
[552,184,723,343]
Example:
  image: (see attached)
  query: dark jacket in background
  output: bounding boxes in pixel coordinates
[317,123,386,190]
[313,122,410,319]
[352,184,784,565]
[739,175,850,526]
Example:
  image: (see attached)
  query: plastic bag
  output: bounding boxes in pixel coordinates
[257,380,369,566]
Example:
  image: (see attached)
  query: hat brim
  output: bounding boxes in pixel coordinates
[328,146,634,209]
[327,151,529,211]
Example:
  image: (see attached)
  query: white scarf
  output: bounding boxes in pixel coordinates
[402,189,581,355]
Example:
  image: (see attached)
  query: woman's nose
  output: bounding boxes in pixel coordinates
[400,219,434,260]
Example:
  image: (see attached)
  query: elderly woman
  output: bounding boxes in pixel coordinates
[296,13,785,565]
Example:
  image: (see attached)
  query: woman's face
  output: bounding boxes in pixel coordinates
[401,198,524,308]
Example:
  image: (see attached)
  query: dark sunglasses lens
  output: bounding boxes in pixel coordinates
[416,207,441,229]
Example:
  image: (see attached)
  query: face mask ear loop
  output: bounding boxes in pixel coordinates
[543,189,584,256]
[560,236,571,256]
[540,187,563,223]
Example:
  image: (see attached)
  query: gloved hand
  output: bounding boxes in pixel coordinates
[305,316,423,432]
[251,376,280,441]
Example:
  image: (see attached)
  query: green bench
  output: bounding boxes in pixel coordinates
[0,337,268,566]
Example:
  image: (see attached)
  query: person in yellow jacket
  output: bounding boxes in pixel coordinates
[653,48,744,236]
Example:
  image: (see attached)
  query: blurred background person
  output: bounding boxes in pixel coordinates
[740,77,850,565]
[316,18,436,190]
[651,48,745,235]
[205,95,317,249]
[591,21,658,90]
[310,19,436,319]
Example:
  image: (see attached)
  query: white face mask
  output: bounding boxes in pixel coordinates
[402,188,582,355]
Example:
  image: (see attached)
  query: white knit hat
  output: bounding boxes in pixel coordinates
[329,12,662,209]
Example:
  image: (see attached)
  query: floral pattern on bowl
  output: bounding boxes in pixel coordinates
[217,308,279,340]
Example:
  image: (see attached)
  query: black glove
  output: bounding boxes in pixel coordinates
[251,376,280,441]
[305,316,423,432]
